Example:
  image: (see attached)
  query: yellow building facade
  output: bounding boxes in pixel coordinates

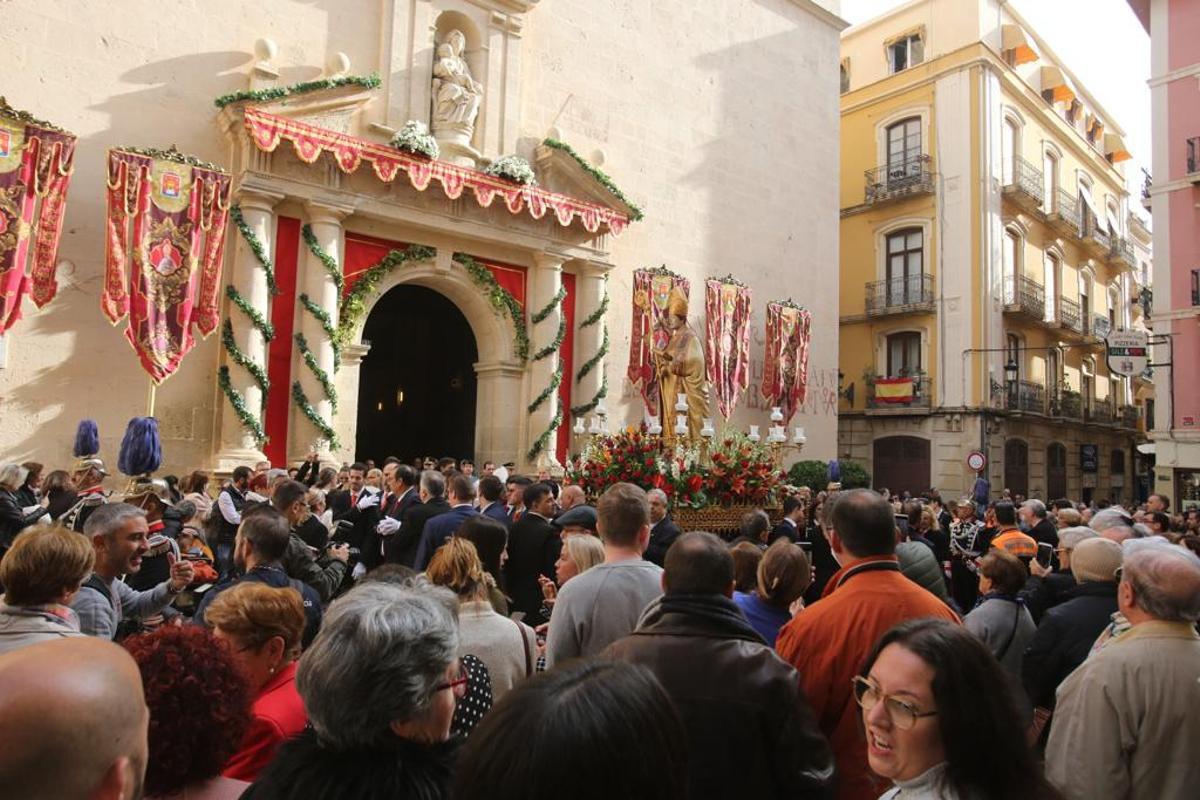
[837,0,1150,503]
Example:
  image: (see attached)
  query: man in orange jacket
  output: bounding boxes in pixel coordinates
[777,489,959,800]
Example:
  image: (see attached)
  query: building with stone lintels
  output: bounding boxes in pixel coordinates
[0,0,845,475]
[837,0,1152,503]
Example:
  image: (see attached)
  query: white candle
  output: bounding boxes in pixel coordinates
[768,425,786,442]
[770,406,784,423]
[793,426,807,444]
[573,417,585,434]
[675,414,688,436]
[675,393,688,412]
[700,417,715,438]
[595,399,608,417]
[647,415,662,435]
[748,424,760,442]
[589,416,601,434]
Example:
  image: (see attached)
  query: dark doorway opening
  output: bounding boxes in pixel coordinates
[1046,443,1067,501]
[872,436,931,497]
[1004,439,1029,499]
[355,285,478,464]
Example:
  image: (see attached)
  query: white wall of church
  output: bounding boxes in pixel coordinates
[0,0,842,473]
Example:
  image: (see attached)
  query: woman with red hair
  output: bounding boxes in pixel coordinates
[124,625,251,799]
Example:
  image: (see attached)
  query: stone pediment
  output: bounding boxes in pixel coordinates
[217,79,378,139]
[533,141,642,222]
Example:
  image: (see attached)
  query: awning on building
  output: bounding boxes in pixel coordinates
[1104,133,1133,163]
[1136,442,1155,455]
[1039,66,1076,104]
[1078,182,1101,221]
[1001,24,1039,64]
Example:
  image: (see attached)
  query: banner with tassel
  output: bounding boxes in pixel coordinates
[0,97,77,334]
[760,300,813,425]
[103,146,231,383]
[627,265,689,416]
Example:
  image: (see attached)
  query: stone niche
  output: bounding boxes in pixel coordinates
[378,1,536,166]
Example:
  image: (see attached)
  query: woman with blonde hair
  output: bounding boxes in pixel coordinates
[206,582,308,782]
[0,463,48,554]
[539,533,606,613]
[0,525,95,654]
[733,538,812,646]
[427,537,536,701]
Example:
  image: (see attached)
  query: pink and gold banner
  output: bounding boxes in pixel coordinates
[761,301,813,425]
[104,148,231,383]
[0,101,76,334]
[704,278,752,420]
[242,108,629,236]
[627,267,689,415]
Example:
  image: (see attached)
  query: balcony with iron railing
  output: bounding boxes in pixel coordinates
[1141,170,1152,211]
[1109,235,1135,269]
[1003,274,1048,324]
[1091,314,1112,342]
[1086,397,1116,425]
[1059,297,1083,335]
[1047,188,1081,237]
[1049,385,1083,420]
[1080,210,1112,259]
[865,273,936,316]
[1003,156,1044,212]
[865,155,935,205]
[866,375,932,410]
[1187,136,1200,180]
[1005,379,1046,414]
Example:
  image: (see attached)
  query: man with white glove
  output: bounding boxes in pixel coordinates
[330,462,382,570]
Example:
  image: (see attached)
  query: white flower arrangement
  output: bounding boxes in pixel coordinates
[389,121,439,159]
[485,154,537,185]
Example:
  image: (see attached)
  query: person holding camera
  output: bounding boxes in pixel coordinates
[271,480,349,603]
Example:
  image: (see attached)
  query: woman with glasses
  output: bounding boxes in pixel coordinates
[206,582,308,783]
[242,581,464,799]
[856,618,1060,800]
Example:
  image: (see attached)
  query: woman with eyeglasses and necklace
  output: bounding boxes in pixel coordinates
[855,618,1061,800]
[206,582,308,784]
[242,580,465,800]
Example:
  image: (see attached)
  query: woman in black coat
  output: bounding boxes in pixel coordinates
[0,464,47,554]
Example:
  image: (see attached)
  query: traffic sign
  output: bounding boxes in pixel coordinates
[966,451,987,472]
[1106,330,1149,377]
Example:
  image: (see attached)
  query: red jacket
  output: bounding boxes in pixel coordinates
[776,556,960,800]
[223,661,307,782]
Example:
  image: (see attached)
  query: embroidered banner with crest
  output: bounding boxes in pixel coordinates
[704,278,752,420]
[0,99,76,334]
[761,301,813,425]
[627,267,689,416]
[103,147,231,383]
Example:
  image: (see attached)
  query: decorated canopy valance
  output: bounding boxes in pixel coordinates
[0,98,77,334]
[242,109,630,236]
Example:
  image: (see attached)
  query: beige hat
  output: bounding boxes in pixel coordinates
[1071,537,1123,584]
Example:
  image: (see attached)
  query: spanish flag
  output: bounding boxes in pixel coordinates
[874,377,914,404]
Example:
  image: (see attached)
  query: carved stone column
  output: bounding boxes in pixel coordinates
[572,261,611,421]
[291,201,352,462]
[214,189,281,471]
[527,251,566,471]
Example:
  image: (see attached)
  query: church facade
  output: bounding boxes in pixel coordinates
[0,0,845,474]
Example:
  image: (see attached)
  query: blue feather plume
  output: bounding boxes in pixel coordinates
[118,417,162,477]
[828,459,841,483]
[73,419,99,458]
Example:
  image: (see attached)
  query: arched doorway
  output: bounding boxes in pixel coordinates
[872,436,931,496]
[355,285,478,463]
[1046,443,1067,501]
[1004,439,1029,498]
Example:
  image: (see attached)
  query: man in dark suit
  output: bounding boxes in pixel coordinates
[769,496,805,544]
[414,474,480,570]
[505,475,533,523]
[503,482,561,624]
[477,475,510,527]
[643,488,682,567]
[1020,499,1059,548]
[376,465,420,566]
[392,470,450,568]
[327,462,380,561]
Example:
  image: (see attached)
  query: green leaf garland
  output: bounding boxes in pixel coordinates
[575,325,609,382]
[453,253,529,362]
[528,366,563,414]
[579,278,609,328]
[229,204,278,295]
[221,320,270,408]
[219,366,267,444]
[527,396,563,463]
[337,245,437,346]
[542,138,644,221]
[225,285,275,342]
[292,381,339,448]
[215,73,381,109]
[570,374,609,416]
[302,224,345,294]
[531,284,567,324]
[531,312,566,363]
[295,332,338,412]
[298,293,340,367]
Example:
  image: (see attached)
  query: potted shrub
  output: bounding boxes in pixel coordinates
[485,154,537,185]
[389,121,439,159]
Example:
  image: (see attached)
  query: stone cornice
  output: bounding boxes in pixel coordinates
[783,0,849,31]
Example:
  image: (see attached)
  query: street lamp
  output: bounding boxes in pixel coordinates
[1004,358,1018,409]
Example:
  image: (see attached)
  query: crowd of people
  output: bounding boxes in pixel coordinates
[1,448,1198,799]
